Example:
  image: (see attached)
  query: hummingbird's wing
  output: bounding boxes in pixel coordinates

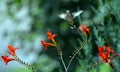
[72,10,83,19]
[58,13,67,20]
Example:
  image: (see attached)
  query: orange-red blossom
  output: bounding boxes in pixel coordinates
[46,31,57,44]
[8,45,18,57]
[98,46,118,68]
[41,40,56,50]
[1,56,15,65]
[41,31,57,50]
[1,45,18,65]
[79,24,90,35]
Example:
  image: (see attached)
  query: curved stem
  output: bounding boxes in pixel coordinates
[66,35,87,71]
[83,61,101,72]
[16,57,35,72]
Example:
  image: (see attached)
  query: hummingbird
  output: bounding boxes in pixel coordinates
[58,10,83,29]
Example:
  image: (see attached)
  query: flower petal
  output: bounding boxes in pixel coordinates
[8,45,18,56]
[79,24,90,35]
[1,56,15,65]
[46,31,57,40]
[41,40,55,50]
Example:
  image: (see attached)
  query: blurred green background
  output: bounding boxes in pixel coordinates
[0,0,120,72]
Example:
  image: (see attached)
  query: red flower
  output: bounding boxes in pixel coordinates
[98,46,118,68]
[8,45,18,57]
[79,24,90,35]
[98,46,109,62]
[41,40,55,50]
[1,55,15,65]
[46,31,57,43]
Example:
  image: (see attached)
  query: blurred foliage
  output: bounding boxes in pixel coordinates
[0,0,120,72]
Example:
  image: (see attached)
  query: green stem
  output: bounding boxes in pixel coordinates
[66,35,87,71]
[60,56,67,72]
[56,45,67,71]
[55,44,67,72]
[83,62,101,72]
[16,57,35,72]
[53,39,63,56]
[56,44,63,56]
